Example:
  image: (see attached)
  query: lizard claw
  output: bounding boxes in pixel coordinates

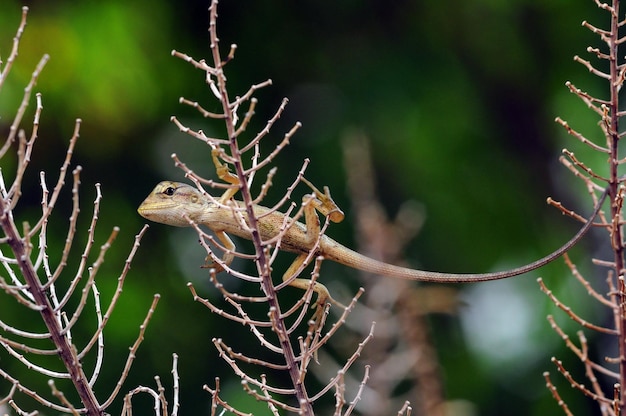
[201,255,225,273]
[301,177,345,223]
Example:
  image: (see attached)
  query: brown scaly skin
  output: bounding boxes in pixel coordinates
[138,181,608,284]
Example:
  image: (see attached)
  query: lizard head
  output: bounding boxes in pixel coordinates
[137,181,210,227]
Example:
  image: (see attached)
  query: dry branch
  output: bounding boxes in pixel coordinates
[0,7,164,415]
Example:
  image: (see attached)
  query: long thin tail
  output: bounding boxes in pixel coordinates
[323,188,608,283]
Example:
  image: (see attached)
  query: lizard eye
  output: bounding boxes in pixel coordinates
[163,187,176,196]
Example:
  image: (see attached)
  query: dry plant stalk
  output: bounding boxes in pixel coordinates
[541,0,626,413]
[169,1,377,414]
[337,132,447,416]
[0,7,175,415]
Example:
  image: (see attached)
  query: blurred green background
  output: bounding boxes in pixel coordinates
[0,0,615,414]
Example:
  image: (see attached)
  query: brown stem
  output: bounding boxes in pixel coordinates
[206,1,313,413]
[606,0,626,412]
[0,195,104,415]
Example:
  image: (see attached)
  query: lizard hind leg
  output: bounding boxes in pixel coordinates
[300,177,345,223]
[281,253,343,331]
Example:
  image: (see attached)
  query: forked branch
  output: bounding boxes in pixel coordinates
[542,0,626,413]
[0,7,162,415]
[164,0,369,413]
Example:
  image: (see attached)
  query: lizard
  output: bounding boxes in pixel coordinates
[138,179,608,310]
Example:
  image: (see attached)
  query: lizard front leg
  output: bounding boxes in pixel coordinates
[201,230,236,272]
[212,147,241,203]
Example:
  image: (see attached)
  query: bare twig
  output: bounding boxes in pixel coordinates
[167,1,368,413]
[0,8,159,414]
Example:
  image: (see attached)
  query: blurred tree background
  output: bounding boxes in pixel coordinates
[0,0,613,414]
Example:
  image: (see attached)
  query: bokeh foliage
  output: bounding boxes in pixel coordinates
[0,1,611,414]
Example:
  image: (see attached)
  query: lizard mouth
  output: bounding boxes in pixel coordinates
[137,201,193,227]
[136,205,150,217]
[136,204,157,219]
[136,201,171,219]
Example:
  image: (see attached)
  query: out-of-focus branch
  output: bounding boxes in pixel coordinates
[339,130,452,416]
